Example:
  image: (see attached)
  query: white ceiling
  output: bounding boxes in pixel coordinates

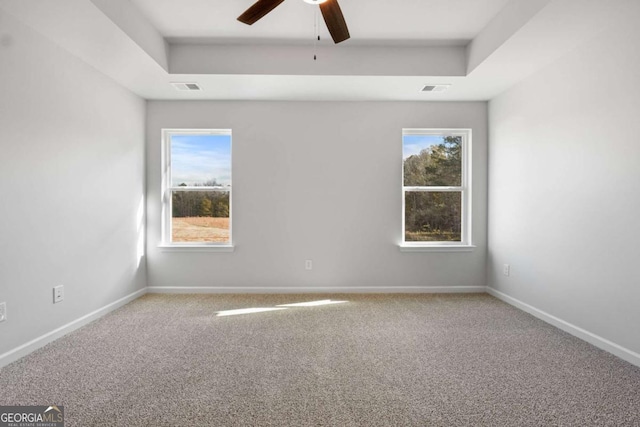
[131,0,511,44]
[0,0,635,101]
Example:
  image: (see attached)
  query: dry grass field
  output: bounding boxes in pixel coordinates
[405,230,460,242]
[172,217,230,243]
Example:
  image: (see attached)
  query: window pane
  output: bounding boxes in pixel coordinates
[405,192,461,242]
[172,191,230,243]
[403,135,462,186]
[171,134,231,187]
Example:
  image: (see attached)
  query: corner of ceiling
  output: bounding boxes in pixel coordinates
[89,0,169,72]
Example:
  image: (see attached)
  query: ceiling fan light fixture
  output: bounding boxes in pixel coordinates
[238,0,349,43]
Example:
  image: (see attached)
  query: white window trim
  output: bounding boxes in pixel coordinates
[400,128,473,250]
[160,129,233,249]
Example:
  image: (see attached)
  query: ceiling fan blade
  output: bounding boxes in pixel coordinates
[238,0,286,25]
[320,0,350,44]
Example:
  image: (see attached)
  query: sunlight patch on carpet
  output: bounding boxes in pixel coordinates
[216,307,287,317]
[277,300,348,307]
[216,300,349,316]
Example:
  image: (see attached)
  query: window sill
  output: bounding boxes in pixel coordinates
[158,244,235,253]
[399,244,476,253]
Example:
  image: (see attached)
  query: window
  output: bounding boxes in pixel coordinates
[402,129,471,248]
[162,129,232,248]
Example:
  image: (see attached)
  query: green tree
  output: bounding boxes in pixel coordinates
[215,200,229,217]
[198,198,213,217]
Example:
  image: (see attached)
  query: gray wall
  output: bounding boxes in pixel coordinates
[0,10,147,355]
[487,1,640,354]
[146,101,487,290]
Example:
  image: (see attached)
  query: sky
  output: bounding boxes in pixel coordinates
[402,135,443,160]
[171,134,231,186]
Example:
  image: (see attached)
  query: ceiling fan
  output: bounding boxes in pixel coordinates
[237,0,350,44]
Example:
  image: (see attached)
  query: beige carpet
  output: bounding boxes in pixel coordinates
[1,293,639,426]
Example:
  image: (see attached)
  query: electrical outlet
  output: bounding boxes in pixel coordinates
[305,260,313,270]
[0,302,6,322]
[503,264,511,277]
[53,285,64,304]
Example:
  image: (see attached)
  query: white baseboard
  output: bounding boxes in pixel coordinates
[146,286,487,294]
[0,288,147,369]
[487,287,640,368]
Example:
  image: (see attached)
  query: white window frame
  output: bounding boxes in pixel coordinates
[400,128,473,252]
[160,129,233,251]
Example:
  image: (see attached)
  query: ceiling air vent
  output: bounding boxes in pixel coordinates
[171,82,202,91]
[421,84,451,93]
